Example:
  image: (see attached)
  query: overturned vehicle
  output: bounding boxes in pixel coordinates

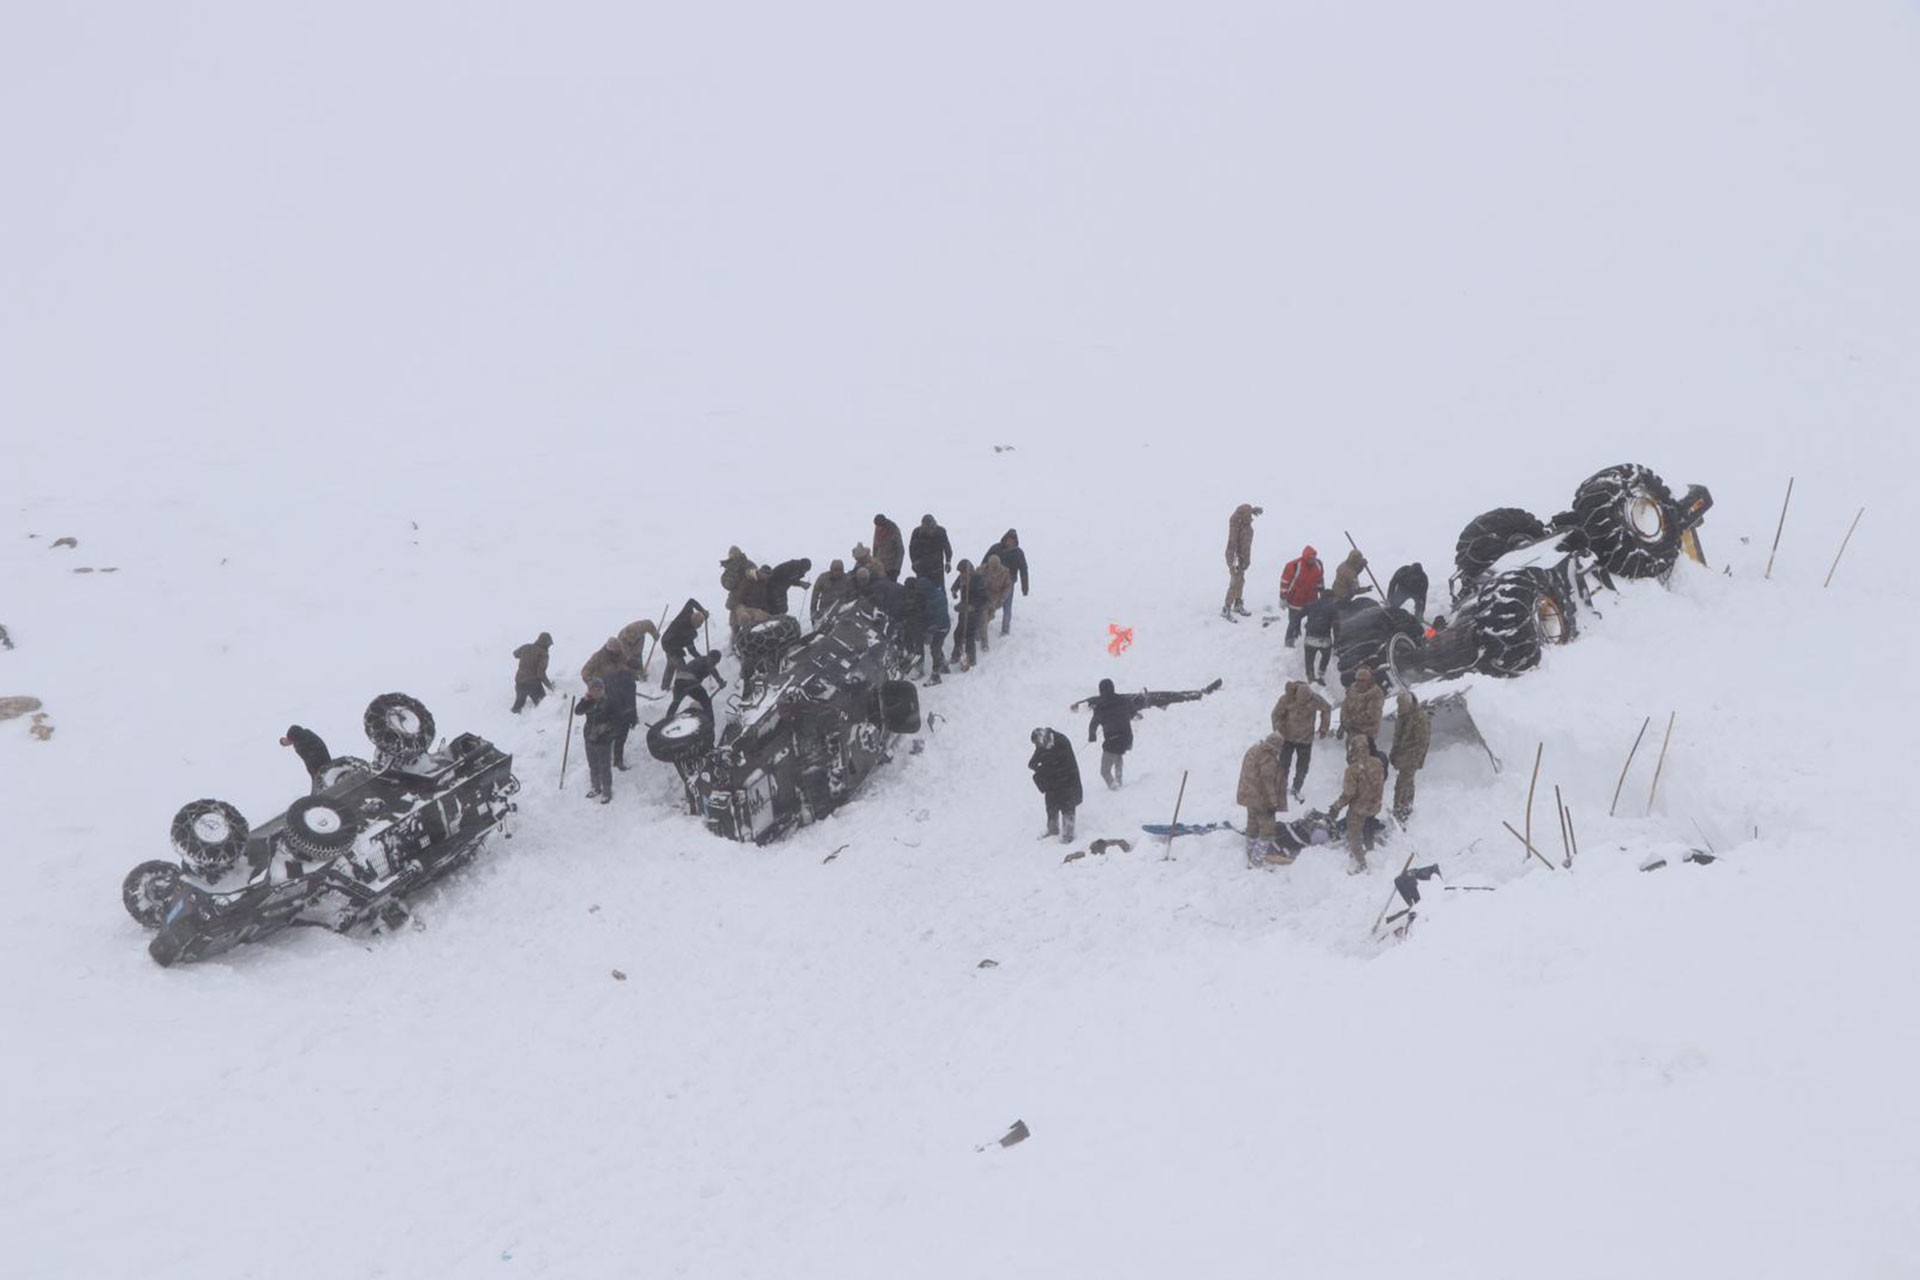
[121,694,519,967]
[649,598,921,843]
[1328,464,1711,689]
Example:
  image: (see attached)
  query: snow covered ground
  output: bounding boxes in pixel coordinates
[5,3,1919,1276]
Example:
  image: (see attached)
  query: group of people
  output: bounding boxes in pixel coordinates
[507,514,1033,804]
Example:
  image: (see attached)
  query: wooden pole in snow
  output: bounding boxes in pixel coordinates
[1645,712,1676,817]
[1500,820,1560,871]
[1554,784,1573,869]
[1765,477,1794,580]
[1522,742,1543,863]
[1823,507,1865,588]
[559,695,577,790]
[1609,716,1651,817]
[1161,770,1189,862]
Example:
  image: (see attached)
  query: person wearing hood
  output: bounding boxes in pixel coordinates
[1028,727,1083,844]
[1388,690,1431,821]
[1223,503,1260,620]
[1280,546,1325,647]
[730,565,774,630]
[720,546,755,609]
[1328,733,1386,873]
[1339,664,1386,745]
[1237,733,1293,865]
[810,560,853,622]
[978,552,1013,651]
[511,631,556,712]
[909,514,953,579]
[982,530,1029,636]
[617,619,659,674]
[1086,678,1135,789]
[949,559,988,671]
[1331,548,1372,603]
[1387,562,1429,622]
[581,635,629,688]
[1269,679,1332,802]
[872,514,906,581]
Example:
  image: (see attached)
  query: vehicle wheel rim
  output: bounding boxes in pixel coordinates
[662,716,701,740]
[387,709,421,735]
[1537,597,1568,643]
[192,813,231,843]
[1628,495,1667,543]
[305,807,343,835]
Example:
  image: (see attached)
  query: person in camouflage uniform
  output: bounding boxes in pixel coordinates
[1388,690,1431,821]
[1268,679,1332,803]
[872,514,905,581]
[1327,733,1386,872]
[1222,504,1259,619]
[720,546,754,610]
[1339,665,1385,745]
[617,619,658,673]
[1237,732,1293,864]
[978,552,1013,652]
[511,632,555,712]
[581,637,628,689]
[1331,548,1372,603]
[810,559,853,622]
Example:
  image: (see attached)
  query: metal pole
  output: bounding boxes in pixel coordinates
[1523,742,1543,863]
[1161,770,1189,862]
[1645,712,1676,817]
[559,695,576,789]
[1343,530,1387,600]
[1823,507,1865,588]
[1764,477,1794,580]
[1609,716,1651,817]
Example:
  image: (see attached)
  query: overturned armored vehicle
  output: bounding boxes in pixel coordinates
[121,694,519,967]
[649,599,921,843]
[1333,464,1712,688]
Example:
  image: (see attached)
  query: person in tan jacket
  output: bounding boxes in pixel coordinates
[1339,665,1386,745]
[1237,733,1293,864]
[978,553,1013,651]
[1268,680,1332,802]
[1389,691,1431,820]
[1328,733,1386,873]
[511,632,555,712]
[1222,503,1260,619]
[1331,548,1372,603]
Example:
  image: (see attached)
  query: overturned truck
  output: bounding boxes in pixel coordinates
[649,599,921,843]
[1328,464,1712,689]
[121,694,519,967]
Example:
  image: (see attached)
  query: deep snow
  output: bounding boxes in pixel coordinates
[5,3,1920,1277]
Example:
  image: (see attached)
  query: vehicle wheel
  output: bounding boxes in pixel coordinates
[1387,624,1478,686]
[122,860,182,927]
[735,616,802,668]
[364,693,436,759]
[875,679,921,735]
[169,799,250,877]
[281,795,360,861]
[315,756,375,791]
[1453,507,1551,588]
[1469,568,1578,678]
[1566,464,1687,580]
[647,708,714,764]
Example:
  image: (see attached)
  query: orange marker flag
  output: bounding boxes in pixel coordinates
[1107,624,1134,657]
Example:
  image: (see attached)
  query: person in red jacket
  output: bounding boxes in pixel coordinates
[1279,546,1325,648]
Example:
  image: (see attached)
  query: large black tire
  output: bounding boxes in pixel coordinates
[647,708,714,765]
[314,756,375,792]
[1468,568,1578,678]
[1386,625,1478,686]
[1564,464,1687,580]
[735,616,802,667]
[874,679,921,735]
[123,860,182,927]
[281,795,360,861]
[364,693,436,759]
[169,799,250,877]
[1332,601,1421,687]
[1453,508,1551,588]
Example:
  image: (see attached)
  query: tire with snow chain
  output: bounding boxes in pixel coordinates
[169,799,250,877]
[1453,508,1552,591]
[1468,568,1577,678]
[314,756,376,792]
[1332,601,1422,687]
[647,708,714,765]
[1386,625,1478,686]
[280,795,360,861]
[874,679,921,735]
[734,616,802,665]
[123,860,183,927]
[364,693,435,760]
[1565,464,1687,580]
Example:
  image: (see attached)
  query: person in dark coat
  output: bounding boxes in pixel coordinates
[1301,590,1341,685]
[909,514,953,580]
[1085,678,1136,790]
[949,559,988,671]
[664,649,726,721]
[1028,727,1083,843]
[577,679,618,803]
[659,599,708,690]
[511,632,555,712]
[981,530,1030,636]
[765,558,813,617]
[872,514,906,581]
[600,662,640,770]
[909,574,952,683]
[1387,563,1429,622]
[280,725,331,785]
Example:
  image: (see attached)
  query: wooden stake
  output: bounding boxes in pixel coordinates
[1823,507,1865,588]
[1161,770,1189,862]
[1343,530,1387,600]
[637,601,669,677]
[1500,820,1559,871]
[1609,716,1651,817]
[1554,784,1572,869]
[1645,712,1676,817]
[559,695,577,790]
[1565,807,1580,863]
[1522,742,1543,863]
[1764,477,1794,580]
